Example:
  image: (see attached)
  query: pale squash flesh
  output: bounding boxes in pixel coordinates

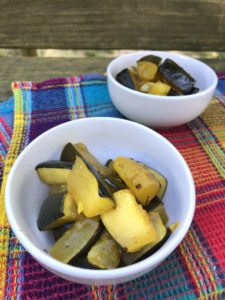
[101,189,158,252]
[67,156,114,217]
[113,157,160,206]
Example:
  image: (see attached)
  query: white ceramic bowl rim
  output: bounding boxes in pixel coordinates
[107,50,218,101]
[5,117,196,282]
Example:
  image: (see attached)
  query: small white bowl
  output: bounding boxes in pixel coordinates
[107,51,218,128]
[5,117,195,285]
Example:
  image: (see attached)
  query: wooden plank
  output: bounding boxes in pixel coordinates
[0,0,225,51]
[0,56,223,101]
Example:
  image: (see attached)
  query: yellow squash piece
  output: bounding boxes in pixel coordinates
[113,157,160,206]
[101,189,158,252]
[149,81,171,96]
[137,61,158,81]
[87,231,121,269]
[67,156,114,217]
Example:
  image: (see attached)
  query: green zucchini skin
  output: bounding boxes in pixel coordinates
[37,193,66,231]
[136,161,167,201]
[49,217,103,264]
[121,229,171,266]
[158,58,196,95]
[36,160,73,169]
[61,143,126,197]
[137,55,162,65]
[87,231,121,269]
[116,68,136,90]
[36,160,73,185]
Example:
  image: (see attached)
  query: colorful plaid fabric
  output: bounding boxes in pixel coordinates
[0,72,224,300]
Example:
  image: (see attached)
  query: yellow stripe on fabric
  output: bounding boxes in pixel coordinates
[189,102,225,178]
[201,98,225,149]
[0,88,25,298]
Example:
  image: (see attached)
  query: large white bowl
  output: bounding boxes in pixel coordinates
[5,117,195,285]
[107,51,218,128]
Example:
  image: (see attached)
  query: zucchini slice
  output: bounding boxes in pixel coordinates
[62,143,126,196]
[146,197,169,225]
[158,58,196,95]
[122,212,169,265]
[137,55,162,81]
[87,231,121,269]
[101,189,158,252]
[67,156,115,217]
[49,216,102,264]
[113,157,160,206]
[36,160,73,185]
[49,184,67,195]
[37,192,78,231]
[148,81,171,96]
[137,162,167,201]
[116,68,136,90]
[53,222,74,241]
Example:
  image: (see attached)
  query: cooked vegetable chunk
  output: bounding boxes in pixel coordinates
[37,192,78,230]
[116,68,136,90]
[67,156,114,217]
[61,143,110,176]
[113,157,160,206]
[115,55,199,96]
[49,184,67,195]
[122,212,169,265]
[36,160,73,185]
[53,222,73,241]
[138,162,167,200]
[62,143,126,196]
[145,196,169,225]
[87,231,121,269]
[148,81,171,96]
[137,55,162,81]
[101,189,158,252]
[158,58,196,94]
[49,216,102,263]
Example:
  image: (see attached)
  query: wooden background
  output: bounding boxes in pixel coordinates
[0,0,225,51]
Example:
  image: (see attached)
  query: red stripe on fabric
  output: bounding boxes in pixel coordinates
[195,203,225,271]
[0,117,12,136]
[0,133,8,149]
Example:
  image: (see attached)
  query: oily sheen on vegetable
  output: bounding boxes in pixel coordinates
[116,54,199,96]
[36,143,177,269]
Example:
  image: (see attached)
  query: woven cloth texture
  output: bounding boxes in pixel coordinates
[0,73,225,300]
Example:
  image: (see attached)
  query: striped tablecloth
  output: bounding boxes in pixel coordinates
[0,73,224,299]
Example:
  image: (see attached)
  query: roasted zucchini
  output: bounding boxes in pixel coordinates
[122,211,169,265]
[62,143,126,196]
[49,184,67,195]
[146,197,169,225]
[137,162,167,200]
[115,55,199,96]
[37,192,78,231]
[158,58,196,95]
[87,231,121,269]
[67,156,115,217]
[50,216,102,263]
[116,68,136,90]
[36,160,73,185]
[101,189,158,252]
[137,55,162,81]
[113,157,160,206]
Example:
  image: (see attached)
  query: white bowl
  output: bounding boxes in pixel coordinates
[5,117,195,285]
[107,51,218,128]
